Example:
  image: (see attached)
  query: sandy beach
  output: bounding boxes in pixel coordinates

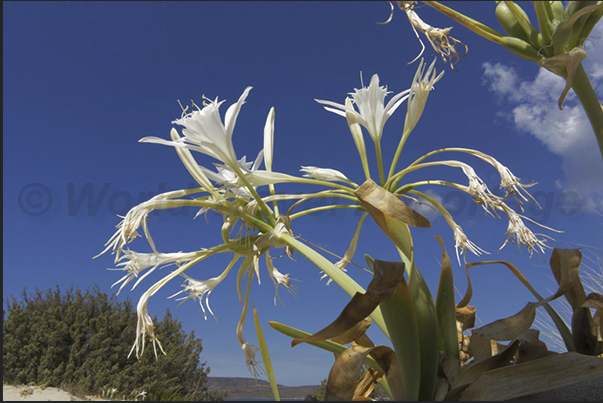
[3,385,107,401]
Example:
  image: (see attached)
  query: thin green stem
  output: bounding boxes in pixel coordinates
[424,1,504,43]
[375,139,386,186]
[289,205,365,220]
[387,131,409,190]
[293,178,358,193]
[231,164,276,227]
[278,233,390,339]
[268,184,279,216]
[571,62,603,160]
[156,199,274,233]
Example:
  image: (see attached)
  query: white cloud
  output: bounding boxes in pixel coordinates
[481,24,603,212]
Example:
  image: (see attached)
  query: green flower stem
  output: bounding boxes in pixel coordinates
[295,177,358,192]
[386,148,467,188]
[534,1,554,51]
[407,189,455,226]
[231,164,277,227]
[289,205,365,220]
[261,190,357,205]
[393,179,456,194]
[278,233,390,339]
[425,1,504,43]
[159,199,274,234]
[375,139,386,186]
[268,183,280,216]
[387,140,406,191]
[571,62,603,159]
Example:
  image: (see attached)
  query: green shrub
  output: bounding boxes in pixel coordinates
[3,285,227,401]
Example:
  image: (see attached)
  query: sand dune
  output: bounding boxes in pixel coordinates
[3,385,107,401]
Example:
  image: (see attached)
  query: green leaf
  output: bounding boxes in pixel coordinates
[267,321,385,374]
[434,236,461,379]
[253,304,279,401]
[356,180,439,400]
[278,233,390,339]
[379,278,421,401]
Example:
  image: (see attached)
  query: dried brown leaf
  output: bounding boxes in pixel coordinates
[451,340,519,391]
[354,179,431,229]
[368,345,405,401]
[292,260,404,347]
[468,332,511,363]
[435,353,461,400]
[582,292,603,311]
[473,302,538,341]
[471,251,583,342]
[457,352,603,401]
[456,306,476,334]
[550,248,586,310]
[325,344,373,401]
[515,329,552,364]
[572,307,597,355]
[332,318,373,345]
[352,367,382,400]
[457,264,473,308]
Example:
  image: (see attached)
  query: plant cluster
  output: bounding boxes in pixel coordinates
[2,285,226,401]
[95,1,603,400]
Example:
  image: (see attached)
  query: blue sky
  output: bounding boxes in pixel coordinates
[4,1,603,388]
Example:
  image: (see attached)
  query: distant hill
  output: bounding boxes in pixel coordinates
[207,377,320,400]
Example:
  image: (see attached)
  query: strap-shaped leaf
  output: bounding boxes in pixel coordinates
[291,260,405,347]
[457,352,603,401]
[355,179,431,229]
[550,248,586,311]
[435,236,461,373]
[466,257,574,350]
[253,304,280,401]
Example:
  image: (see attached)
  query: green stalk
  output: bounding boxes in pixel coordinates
[289,205,364,220]
[253,304,280,401]
[379,281,421,401]
[375,139,386,186]
[425,1,505,42]
[231,164,277,226]
[387,131,410,190]
[278,233,390,339]
[571,63,603,159]
[268,183,280,216]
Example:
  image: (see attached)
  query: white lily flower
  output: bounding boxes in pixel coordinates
[252,216,293,284]
[469,151,538,211]
[109,250,198,295]
[452,224,488,265]
[96,189,199,261]
[398,1,466,69]
[168,127,219,197]
[263,107,275,172]
[300,166,351,183]
[201,154,262,198]
[499,206,552,256]
[140,87,252,168]
[236,272,264,379]
[169,273,224,321]
[129,286,166,360]
[403,58,444,138]
[316,73,410,142]
[266,252,298,305]
[201,153,297,199]
[241,341,263,378]
[443,162,501,218]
